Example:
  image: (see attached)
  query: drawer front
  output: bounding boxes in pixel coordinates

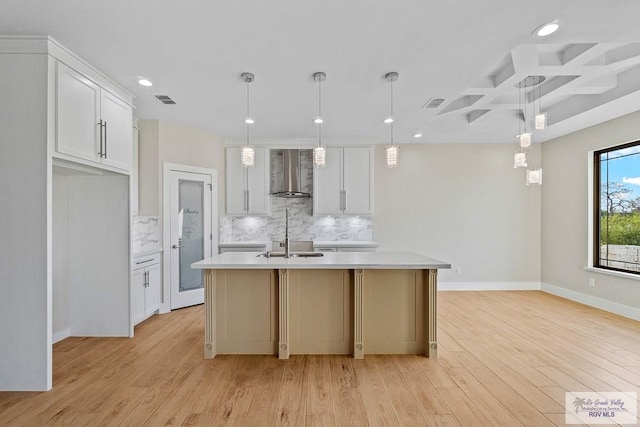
[133,252,161,270]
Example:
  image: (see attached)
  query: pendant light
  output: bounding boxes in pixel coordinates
[241,72,255,167]
[526,169,543,185]
[313,72,327,168]
[384,72,399,168]
[534,82,547,130]
[514,76,542,168]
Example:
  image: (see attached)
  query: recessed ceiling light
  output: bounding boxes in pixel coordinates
[534,21,560,37]
[384,117,394,124]
[244,117,254,124]
[413,133,423,138]
[314,117,323,124]
[138,78,153,87]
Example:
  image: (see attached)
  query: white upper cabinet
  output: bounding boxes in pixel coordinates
[100,90,133,171]
[314,147,373,216]
[56,61,133,172]
[56,62,101,163]
[226,147,270,215]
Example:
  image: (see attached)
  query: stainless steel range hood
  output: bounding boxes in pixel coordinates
[270,149,311,198]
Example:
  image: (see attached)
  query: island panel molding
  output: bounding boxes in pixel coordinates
[278,269,290,359]
[289,269,352,355]
[354,269,365,359]
[193,252,450,359]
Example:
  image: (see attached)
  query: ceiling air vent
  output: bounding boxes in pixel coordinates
[155,94,177,105]
[422,97,446,108]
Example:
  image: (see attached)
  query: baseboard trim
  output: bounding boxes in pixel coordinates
[439,282,541,291]
[541,282,640,322]
[53,328,70,344]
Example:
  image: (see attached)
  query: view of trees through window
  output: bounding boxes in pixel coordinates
[595,141,640,273]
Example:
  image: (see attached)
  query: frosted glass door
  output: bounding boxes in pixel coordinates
[179,180,204,291]
[170,171,212,309]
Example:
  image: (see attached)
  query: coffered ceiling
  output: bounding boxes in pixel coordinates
[3,1,640,144]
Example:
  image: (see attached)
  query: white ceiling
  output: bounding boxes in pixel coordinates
[3,0,640,144]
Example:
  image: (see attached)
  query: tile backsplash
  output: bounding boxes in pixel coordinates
[220,148,373,243]
[220,197,373,242]
[132,215,161,253]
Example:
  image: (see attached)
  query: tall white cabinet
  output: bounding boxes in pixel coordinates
[0,36,133,391]
[226,146,270,214]
[313,147,374,215]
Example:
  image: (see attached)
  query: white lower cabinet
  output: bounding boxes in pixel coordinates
[132,252,161,326]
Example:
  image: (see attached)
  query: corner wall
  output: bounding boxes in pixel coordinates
[138,120,226,219]
[541,110,640,311]
[374,143,542,285]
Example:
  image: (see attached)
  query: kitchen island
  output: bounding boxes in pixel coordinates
[192,252,450,360]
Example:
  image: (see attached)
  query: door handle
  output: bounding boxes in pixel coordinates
[172,244,184,249]
[103,120,107,158]
[97,120,104,157]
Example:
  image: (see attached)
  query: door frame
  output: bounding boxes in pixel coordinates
[161,163,218,313]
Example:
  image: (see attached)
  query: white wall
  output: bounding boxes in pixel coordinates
[52,174,69,343]
[138,120,160,216]
[138,119,226,219]
[541,110,640,311]
[374,143,542,285]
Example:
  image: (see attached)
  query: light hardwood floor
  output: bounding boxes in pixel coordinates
[1,291,639,426]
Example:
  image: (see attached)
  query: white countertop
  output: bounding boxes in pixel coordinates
[312,241,379,248]
[192,251,450,270]
[218,240,379,248]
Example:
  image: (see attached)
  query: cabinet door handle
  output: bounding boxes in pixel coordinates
[103,121,108,158]
[97,120,104,157]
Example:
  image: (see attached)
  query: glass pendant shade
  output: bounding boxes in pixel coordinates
[534,112,547,130]
[526,169,543,185]
[241,145,255,167]
[386,145,399,168]
[313,145,327,168]
[240,72,256,167]
[513,152,527,168]
[519,132,532,148]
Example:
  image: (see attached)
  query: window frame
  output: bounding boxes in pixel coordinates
[593,139,640,275]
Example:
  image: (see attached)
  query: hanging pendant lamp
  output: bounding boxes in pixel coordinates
[313,72,327,168]
[241,72,255,167]
[384,72,399,168]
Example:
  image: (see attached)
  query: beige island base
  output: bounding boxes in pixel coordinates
[191,252,450,360]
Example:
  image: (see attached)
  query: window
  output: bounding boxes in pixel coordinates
[594,141,640,274]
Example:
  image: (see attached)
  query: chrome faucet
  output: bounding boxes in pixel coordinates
[284,207,291,258]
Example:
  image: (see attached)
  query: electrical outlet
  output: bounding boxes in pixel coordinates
[588,277,595,288]
[455,267,462,275]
